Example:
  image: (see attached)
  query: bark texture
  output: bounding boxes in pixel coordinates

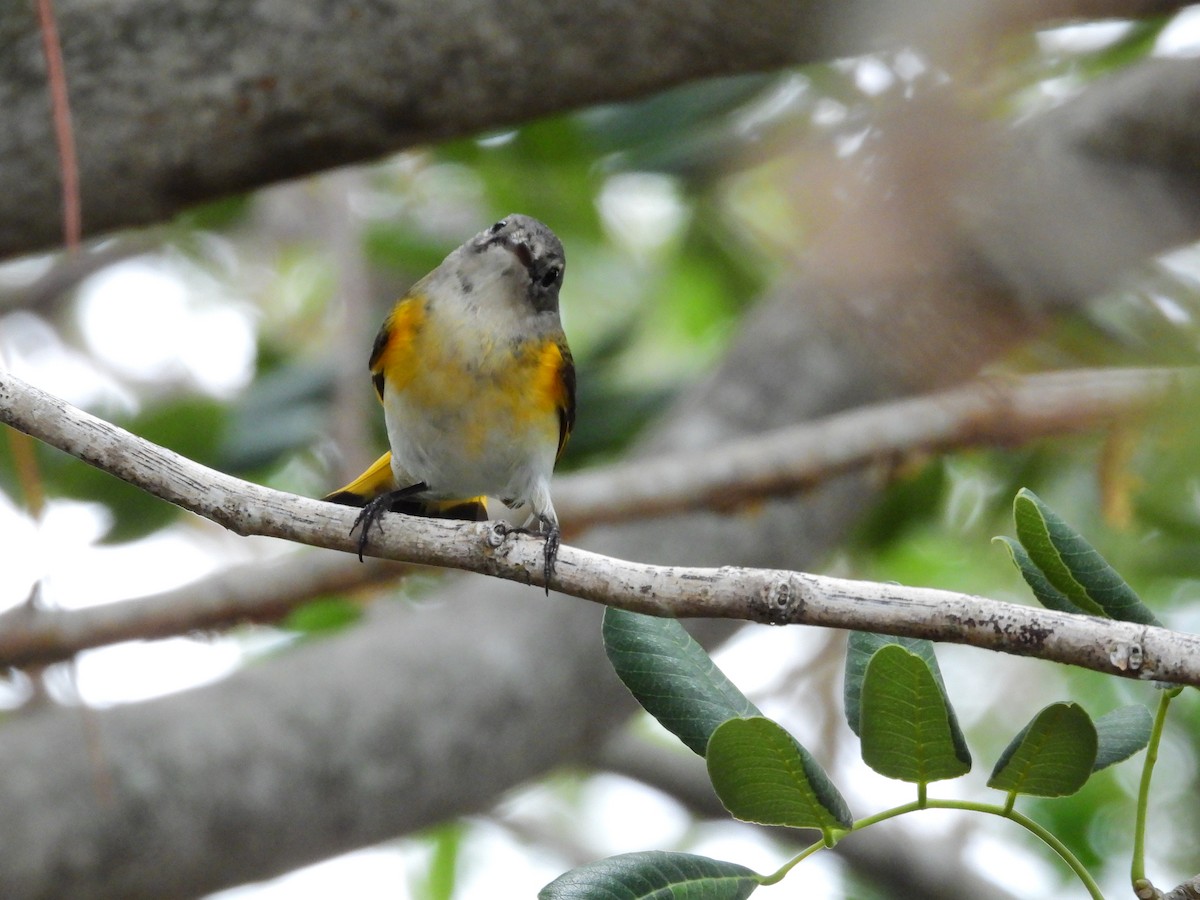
[1,0,1192,259]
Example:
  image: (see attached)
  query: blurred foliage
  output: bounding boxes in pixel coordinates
[219,359,335,473]
[0,71,785,539]
[1036,15,1171,85]
[170,194,254,234]
[282,596,363,636]
[0,395,228,542]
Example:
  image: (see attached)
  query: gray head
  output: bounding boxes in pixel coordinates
[468,214,566,314]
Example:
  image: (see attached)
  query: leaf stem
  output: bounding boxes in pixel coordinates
[759,836,843,885]
[1131,688,1178,886]
[931,799,1104,900]
[1001,805,1105,900]
[765,798,1103,898]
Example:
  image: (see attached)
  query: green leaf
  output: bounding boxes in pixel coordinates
[859,645,971,783]
[994,536,1089,615]
[603,608,760,756]
[988,702,1098,797]
[539,851,760,900]
[171,193,252,231]
[1012,488,1159,625]
[581,74,773,158]
[1093,705,1153,772]
[282,597,362,635]
[706,717,853,831]
[1075,16,1169,80]
[1011,491,1105,616]
[219,361,334,473]
[853,462,947,549]
[844,632,942,738]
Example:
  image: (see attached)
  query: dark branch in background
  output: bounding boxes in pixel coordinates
[0,0,819,259]
[0,0,1192,260]
[0,236,158,315]
[556,367,1191,526]
[2,367,1199,686]
[0,365,1191,667]
[0,553,403,667]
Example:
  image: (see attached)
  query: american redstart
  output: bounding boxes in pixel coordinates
[325,214,575,587]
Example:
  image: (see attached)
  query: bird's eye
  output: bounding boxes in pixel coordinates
[489,219,507,235]
[539,266,561,288]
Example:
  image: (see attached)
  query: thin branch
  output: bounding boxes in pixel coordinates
[1163,876,1200,900]
[0,552,402,667]
[12,0,81,527]
[1,368,1198,686]
[0,365,1189,665]
[554,366,1195,525]
[0,236,157,315]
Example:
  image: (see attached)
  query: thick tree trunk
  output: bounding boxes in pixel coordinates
[0,0,1190,259]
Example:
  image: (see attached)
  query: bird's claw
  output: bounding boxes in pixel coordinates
[496,517,560,594]
[540,522,560,595]
[345,482,428,562]
[349,496,389,561]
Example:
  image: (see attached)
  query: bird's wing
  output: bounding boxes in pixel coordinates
[368,294,426,402]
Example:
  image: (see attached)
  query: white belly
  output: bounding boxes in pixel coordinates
[383,389,557,505]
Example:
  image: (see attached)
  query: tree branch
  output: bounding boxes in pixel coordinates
[556,366,1193,525]
[0,0,821,260]
[2,0,1193,261]
[0,365,1191,667]
[0,551,402,666]
[1,367,1197,686]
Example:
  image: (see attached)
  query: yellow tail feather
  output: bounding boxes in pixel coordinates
[323,451,395,505]
[324,451,487,521]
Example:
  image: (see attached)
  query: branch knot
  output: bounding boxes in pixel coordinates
[757,574,803,625]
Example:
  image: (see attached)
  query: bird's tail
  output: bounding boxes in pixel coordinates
[323,451,488,521]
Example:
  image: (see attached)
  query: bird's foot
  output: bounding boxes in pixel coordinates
[349,495,392,561]
[347,482,427,561]
[494,516,560,594]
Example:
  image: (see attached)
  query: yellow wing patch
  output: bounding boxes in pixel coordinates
[533,340,575,459]
[369,295,426,402]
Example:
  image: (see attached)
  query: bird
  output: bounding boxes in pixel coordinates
[324,214,575,590]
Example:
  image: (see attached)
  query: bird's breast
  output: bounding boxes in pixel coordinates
[380,309,560,496]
